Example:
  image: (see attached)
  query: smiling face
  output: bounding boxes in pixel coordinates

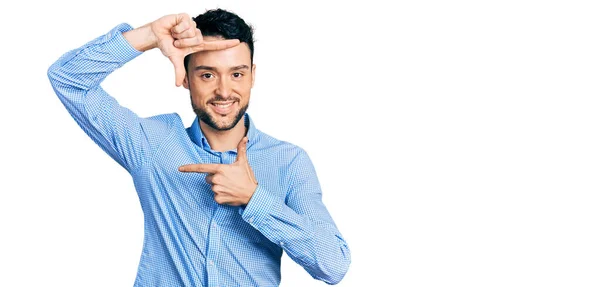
[183,36,255,131]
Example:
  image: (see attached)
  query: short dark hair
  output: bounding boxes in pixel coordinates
[184,9,255,70]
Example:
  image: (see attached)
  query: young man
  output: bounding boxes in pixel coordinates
[48,9,350,286]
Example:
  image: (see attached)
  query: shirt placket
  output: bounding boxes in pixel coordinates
[205,150,236,287]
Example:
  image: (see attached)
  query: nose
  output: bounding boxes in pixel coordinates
[216,77,233,99]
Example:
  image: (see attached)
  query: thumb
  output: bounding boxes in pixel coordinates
[236,137,258,185]
[169,55,186,87]
[235,137,249,163]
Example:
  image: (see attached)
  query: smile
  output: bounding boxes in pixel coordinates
[210,101,237,115]
[213,102,233,108]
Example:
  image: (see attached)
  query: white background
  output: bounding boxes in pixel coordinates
[1,0,599,286]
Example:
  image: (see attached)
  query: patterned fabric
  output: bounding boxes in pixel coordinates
[47,23,350,287]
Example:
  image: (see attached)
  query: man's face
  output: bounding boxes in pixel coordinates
[183,37,255,131]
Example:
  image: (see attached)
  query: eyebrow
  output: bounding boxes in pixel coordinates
[193,65,250,72]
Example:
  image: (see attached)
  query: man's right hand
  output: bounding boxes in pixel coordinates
[124,13,240,87]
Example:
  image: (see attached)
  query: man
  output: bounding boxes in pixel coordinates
[48,8,350,287]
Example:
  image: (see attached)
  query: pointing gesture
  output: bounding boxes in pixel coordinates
[124,13,240,87]
[179,137,258,206]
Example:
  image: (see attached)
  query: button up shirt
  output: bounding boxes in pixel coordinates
[47,23,350,286]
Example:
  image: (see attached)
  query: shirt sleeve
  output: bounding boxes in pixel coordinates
[47,23,171,173]
[241,149,351,285]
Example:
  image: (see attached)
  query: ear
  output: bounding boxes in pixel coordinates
[251,64,257,88]
[182,72,190,90]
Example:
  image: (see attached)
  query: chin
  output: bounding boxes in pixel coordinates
[193,102,248,132]
[213,119,238,130]
[202,112,244,131]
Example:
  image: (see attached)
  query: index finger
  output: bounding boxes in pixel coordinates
[179,163,222,174]
[193,39,241,52]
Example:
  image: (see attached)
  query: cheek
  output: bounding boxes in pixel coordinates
[190,84,214,103]
[235,81,253,99]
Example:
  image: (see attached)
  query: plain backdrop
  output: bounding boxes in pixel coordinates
[1,0,600,286]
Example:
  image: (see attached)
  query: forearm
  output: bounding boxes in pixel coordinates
[123,23,157,52]
[242,186,351,284]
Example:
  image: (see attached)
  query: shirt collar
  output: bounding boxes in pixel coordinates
[188,113,258,151]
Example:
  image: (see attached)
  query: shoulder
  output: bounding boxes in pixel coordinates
[141,113,185,129]
[138,113,186,144]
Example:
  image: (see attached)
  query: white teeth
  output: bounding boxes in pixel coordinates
[214,103,233,108]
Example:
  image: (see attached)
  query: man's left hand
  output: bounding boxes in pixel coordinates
[179,137,258,206]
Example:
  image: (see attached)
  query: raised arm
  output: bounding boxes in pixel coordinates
[47,14,239,172]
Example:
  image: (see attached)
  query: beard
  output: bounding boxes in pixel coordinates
[192,97,249,131]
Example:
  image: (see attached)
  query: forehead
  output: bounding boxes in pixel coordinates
[189,37,252,68]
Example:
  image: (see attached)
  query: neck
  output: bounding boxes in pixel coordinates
[199,117,247,152]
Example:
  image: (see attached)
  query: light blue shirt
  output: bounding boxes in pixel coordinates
[47,23,350,286]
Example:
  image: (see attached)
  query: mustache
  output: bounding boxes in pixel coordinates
[208,96,239,103]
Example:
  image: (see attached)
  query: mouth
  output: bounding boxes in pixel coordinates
[209,100,238,115]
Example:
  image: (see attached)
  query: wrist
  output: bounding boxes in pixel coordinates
[123,23,157,52]
[244,183,258,205]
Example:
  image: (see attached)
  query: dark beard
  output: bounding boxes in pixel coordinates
[192,100,249,131]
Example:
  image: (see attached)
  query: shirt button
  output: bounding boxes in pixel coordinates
[248,217,254,223]
[279,241,284,246]
[212,223,217,228]
[208,260,214,266]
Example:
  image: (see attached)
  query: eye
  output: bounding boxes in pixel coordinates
[232,72,243,78]
[201,73,214,79]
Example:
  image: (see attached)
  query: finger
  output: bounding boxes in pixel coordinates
[174,36,202,49]
[172,27,196,40]
[205,174,214,185]
[235,137,248,163]
[214,194,231,205]
[212,184,225,193]
[179,163,222,173]
[192,39,241,52]
[236,137,258,185]
[175,29,204,49]
[168,55,186,87]
[171,13,193,34]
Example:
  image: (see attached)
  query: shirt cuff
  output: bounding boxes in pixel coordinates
[103,23,142,64]
[240,185,280,228]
